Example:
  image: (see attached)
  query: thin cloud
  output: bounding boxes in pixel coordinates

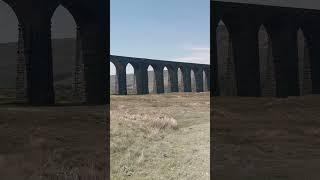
[190,47,210,52]
[176,46,210,65]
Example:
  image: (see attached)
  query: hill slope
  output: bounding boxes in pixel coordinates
[0,38,76,88]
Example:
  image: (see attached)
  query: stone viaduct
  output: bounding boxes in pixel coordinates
[4,0,209,105]
[110,55,210,95]
[3,0,108,105]
[211,0,320,98]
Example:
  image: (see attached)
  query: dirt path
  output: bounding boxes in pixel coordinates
[111,93,210,180]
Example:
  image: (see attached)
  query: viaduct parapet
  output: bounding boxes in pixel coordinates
[110,55,210,95]
[212,0,320,97]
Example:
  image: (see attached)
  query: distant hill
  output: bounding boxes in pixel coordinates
[0,38,76,101]
[0,38,76,89]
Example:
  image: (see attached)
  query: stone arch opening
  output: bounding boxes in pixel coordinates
[178,67,184,92]
[203,70,208,91]
[126,63,136,94]
[51,5,77,103]
[147,65,155,93]
[216,20,236,96]
[258,24,276,96]
[0,0,20,103]
[191,69,196,92]
[297,28,312,95]
[110,62,117,94]
[163,66,170,93]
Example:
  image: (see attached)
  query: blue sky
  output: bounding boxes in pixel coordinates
[110,0,210,74]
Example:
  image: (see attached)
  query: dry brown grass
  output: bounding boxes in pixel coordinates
[213,96,320,180]
[111,92,210,180]
[150,114,178,131]
[0,105,107,179]
[111,110,178,134]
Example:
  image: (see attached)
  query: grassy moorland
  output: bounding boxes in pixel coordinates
[110,92,210,180]
[0,89,107,179]
[213,96,320,180]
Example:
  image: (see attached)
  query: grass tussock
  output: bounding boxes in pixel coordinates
[150,115,178,131]
[112,111,178,134]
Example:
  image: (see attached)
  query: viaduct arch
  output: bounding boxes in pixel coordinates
[1,0,108,105]
[211,1,319,98]
[110,55,210,95]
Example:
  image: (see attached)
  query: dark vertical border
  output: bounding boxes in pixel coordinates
[210,1,214,179]
[104,0,110,179]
